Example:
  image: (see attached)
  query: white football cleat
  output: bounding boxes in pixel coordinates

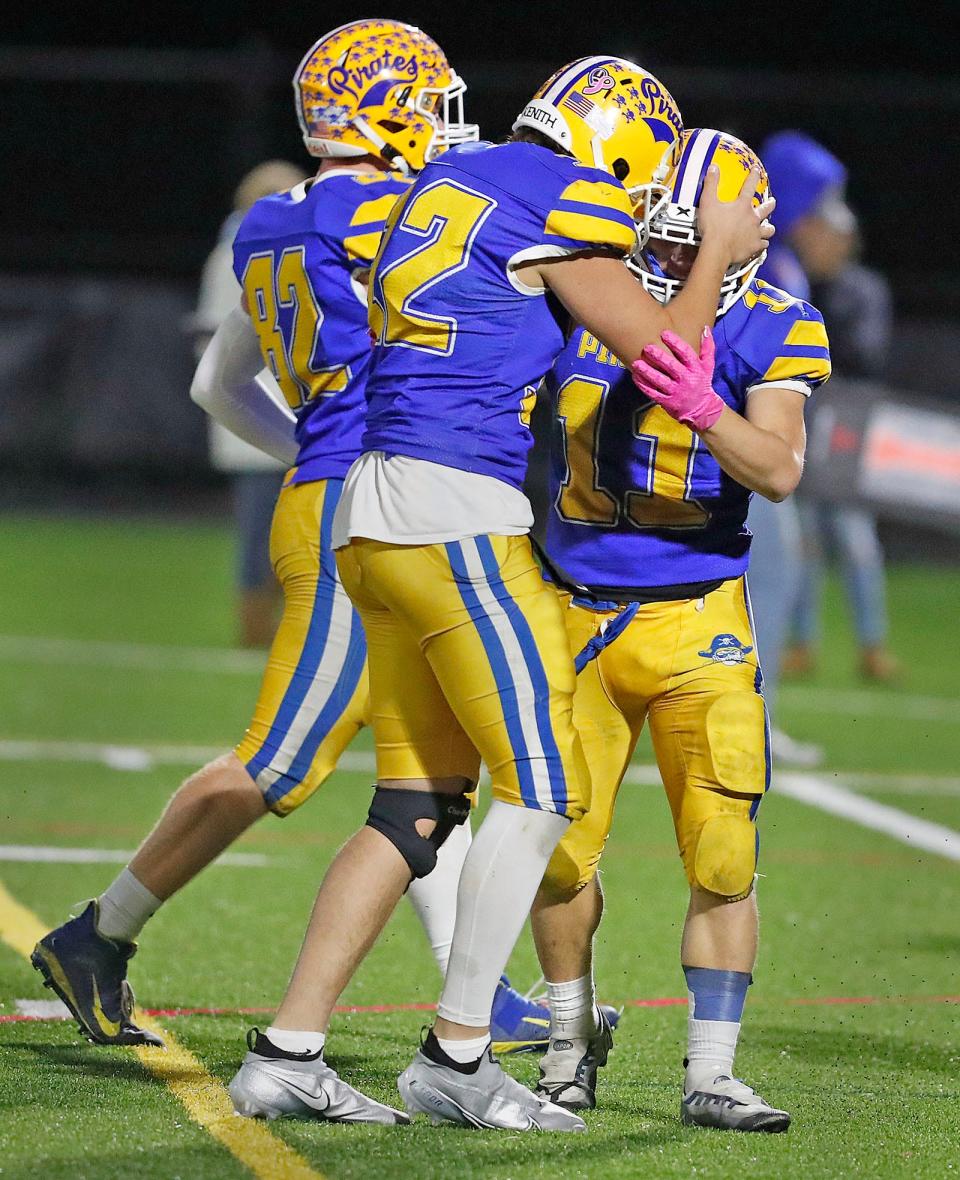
[399,1035,586,1131]
[535,1008,614,1110]
[681,1068,791,1133]
[229,1029,409,1124]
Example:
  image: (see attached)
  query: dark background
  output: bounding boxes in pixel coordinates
[4,3,959,313]
[2,2,959,561]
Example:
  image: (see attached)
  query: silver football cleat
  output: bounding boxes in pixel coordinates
[229,1030,409,1124]
[535,1008,614,1111]
[681,1070,791,1132]
[398,1044,586,1131]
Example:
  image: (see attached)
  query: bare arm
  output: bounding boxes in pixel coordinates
[631,329,808,502]
[516,165,774,360]
[190,306,299,466]
[701,387,807,502]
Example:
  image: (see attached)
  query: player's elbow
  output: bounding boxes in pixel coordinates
[189,351,215,412]
[189,374,207,410]
[761,458,803,502]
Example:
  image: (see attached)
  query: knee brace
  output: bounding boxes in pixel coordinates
[690,813,757,902]
[366,787,471,879]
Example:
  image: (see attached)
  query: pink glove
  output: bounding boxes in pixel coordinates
[630,328,725,432]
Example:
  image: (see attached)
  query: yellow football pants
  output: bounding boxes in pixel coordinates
[543,577,769,900]
[235,478,370,815]
[335,533,590,819]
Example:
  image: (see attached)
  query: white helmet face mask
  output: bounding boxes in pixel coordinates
[628,129,767,316]
[418,72,479,158]
[346,74,479,174]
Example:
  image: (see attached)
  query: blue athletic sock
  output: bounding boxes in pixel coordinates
[683,966,752,1024]
[683,966,752,1082]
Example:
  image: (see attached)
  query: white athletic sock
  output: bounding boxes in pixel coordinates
[437,800,569,1027]
[436,1032,490,1064]
[96,868,161,942]
[685,1017,741,1087]
[264,1027,326,1056]
[546,973,598,1039]
[406,817,472,975]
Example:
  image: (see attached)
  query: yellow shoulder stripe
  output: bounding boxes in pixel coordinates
[349,194,401,226]
[344,231,382,263]
[558,178,634,216]
[763,354,832,384]
[351,171,408,186]
[544,208,636,252]
[785,319,830,349]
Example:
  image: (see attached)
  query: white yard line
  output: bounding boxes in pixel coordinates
[838,771,960,796]
[780,685,960,723]
[1,734,958,863]
[775,772,960,862]
[0,843,270,866]
[0,738,376,774]
[16,998,71,1018]
[620,764,664,787]
[4,634,958,724]
[0,634,265,675]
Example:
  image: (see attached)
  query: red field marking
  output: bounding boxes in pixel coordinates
[624,993,960,1009]
[790,993,960,1007]
[625,997,687,1007]
[144,1001,439,1017]
[0,1000,439,1023]
[4,993,960,1024]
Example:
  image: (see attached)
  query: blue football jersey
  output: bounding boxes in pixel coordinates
[362,141,639,490]
[544,278,832,591]
[233,170,411,483]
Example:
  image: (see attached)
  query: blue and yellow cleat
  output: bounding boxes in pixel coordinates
[490,975,622,1054]
[31,901,163,1047]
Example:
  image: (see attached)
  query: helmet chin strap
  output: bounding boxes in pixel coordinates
[351,115,414,174]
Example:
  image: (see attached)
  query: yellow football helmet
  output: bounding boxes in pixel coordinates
[512,55,682,214]
[293,19,478,173]
[632,128,771,316]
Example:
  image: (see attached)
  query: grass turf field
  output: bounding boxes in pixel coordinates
[0,512,958,1180]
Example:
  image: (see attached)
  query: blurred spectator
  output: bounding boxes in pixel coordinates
[784,208,901,682]
[758,131,899,683]
[750,130,900,767]
[186,159,307,647]
[744,132,835,766]
[744,490,816,764]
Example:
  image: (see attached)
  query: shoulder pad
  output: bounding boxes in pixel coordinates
[725,279,832,389]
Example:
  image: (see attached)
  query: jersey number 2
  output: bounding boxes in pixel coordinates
[369,180,497,355]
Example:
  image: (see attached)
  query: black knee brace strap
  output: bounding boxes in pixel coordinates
[366,787,471,879]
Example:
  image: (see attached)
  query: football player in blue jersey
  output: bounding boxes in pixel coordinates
[32,19,547,1118]
[527,129,831,1131]
[232,59,775,1131]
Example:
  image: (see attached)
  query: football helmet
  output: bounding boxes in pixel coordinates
[512,56,682,216]
[294,19,478,173]
[631,128,770,316]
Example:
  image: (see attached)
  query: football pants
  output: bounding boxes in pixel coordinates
[542,577,768,901]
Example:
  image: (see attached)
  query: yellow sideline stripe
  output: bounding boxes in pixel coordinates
[0,878,324,1180]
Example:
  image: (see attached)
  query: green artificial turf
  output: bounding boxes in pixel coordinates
[1,513,958,1179]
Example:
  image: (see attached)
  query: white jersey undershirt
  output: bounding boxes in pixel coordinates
[331,451,534,548]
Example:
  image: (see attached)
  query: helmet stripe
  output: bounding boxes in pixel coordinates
[674,129,722,208]
[542,56,618,105]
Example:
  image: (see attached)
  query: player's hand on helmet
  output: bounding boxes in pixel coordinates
[630,327,726,433]
[697,165,776,265]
